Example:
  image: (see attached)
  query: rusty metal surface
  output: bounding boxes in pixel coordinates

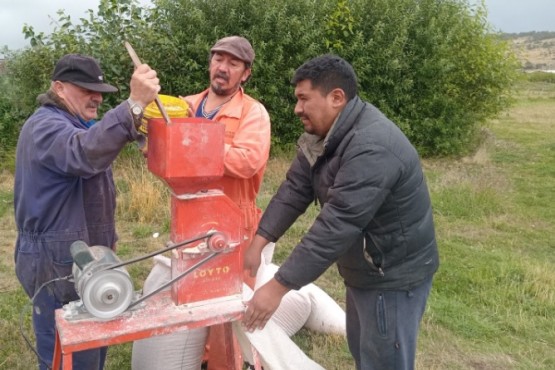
[55,291,244,353]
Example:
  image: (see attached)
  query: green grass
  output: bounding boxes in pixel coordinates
[0,79,554,369]
[417,80,555,369]
[0,191,12,219]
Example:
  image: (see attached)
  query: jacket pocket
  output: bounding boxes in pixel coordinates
[46,239,80,303]
[14,240,39,298]
[376,293,388,337]
[364,230,408,272]
[363,233,385,276]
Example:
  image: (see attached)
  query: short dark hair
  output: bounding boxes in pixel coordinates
[291,54,357,100]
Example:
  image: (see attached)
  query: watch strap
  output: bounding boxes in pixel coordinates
[127,98,144,128]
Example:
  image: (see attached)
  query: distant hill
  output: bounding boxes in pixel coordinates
[501,31,555,71]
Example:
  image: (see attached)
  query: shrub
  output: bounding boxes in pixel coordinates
[526,71,555,84]
[0,68,30,171]
[0,0,517,159]
[143,0,331,146]
[338,0,518,155]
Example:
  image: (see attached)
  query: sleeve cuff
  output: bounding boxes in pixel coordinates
[275,270,301,290]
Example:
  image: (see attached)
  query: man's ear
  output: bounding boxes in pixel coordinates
[52,81,63,93]
[52,81,66,99]
[330,88,347,108]
[241,68,252,84]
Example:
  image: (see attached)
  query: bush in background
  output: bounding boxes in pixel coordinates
[342,0,518,155]
[0,0,517,165]
[526,71,555,84]
[139,0,331,147]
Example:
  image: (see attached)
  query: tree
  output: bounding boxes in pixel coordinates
[330,0,518,155]
[0,0,517,161]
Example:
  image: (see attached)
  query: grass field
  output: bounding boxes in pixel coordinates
[0,79,554,369]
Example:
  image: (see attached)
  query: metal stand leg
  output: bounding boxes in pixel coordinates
[51,330,62,370]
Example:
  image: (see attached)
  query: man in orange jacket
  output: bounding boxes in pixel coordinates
[183,36,271,370]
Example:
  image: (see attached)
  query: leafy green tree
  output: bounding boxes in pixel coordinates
[142,0,331,147]
[0,0,517,162]
[340,0,518,155]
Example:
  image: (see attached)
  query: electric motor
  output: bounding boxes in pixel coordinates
[70,241,134,319]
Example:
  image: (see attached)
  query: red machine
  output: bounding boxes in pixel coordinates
[52,117,253,370]
[148,117,244,306]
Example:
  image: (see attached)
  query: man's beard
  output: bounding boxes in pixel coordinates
[211,81,240,96]
[210,71,241,96]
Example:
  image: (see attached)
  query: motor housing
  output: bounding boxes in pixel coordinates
[70,241,134,319]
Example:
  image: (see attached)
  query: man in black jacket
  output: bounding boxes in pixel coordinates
[242,54,439,370]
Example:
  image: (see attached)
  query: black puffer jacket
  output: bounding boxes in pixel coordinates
[257,96,439,290]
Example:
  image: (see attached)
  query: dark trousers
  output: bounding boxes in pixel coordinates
[346,277,433,370]
[33,287,108,370]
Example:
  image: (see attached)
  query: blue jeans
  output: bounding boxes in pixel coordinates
[346,277,433,370]
[33,286,108,370]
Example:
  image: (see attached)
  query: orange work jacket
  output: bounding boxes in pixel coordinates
[186,88,271,240]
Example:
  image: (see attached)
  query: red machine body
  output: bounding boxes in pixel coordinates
[52,117,254,370]
[148,117,244,306]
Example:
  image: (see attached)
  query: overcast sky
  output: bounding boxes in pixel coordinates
[1,0,554,54]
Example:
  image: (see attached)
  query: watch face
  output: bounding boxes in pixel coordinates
[132,105,142,115]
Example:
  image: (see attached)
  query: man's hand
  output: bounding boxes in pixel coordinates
[244,234,270,277]
[129,64,161,108]
[242,278,290,332]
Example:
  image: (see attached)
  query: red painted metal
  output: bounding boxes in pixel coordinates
[53,292,244,369]
[148,117,244,306]
[170,194,243,305]
[147,117,225,194]
[53,117,252,369]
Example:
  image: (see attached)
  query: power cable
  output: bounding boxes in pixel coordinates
[19,275,72,370]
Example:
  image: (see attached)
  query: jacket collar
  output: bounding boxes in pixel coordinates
[194,87,246,119]
[37,89,72,114]
[36,90,89,129]
[298,96,365,166]
[325,96,365,151]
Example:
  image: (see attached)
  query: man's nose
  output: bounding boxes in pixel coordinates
[217,62,230,72]
[294,102,302,116]
[92,92,103,102]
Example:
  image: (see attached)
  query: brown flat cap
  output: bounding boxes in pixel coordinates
[211,36,255,65]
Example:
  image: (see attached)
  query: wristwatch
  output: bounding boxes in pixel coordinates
[127,98,144,127]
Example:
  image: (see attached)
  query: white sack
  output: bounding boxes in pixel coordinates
[232,301,324,370]
[254,253,346,337]
[302,284,346,335]
[131,255,208,370]
[253,262,311,337]
[132,244,346,370]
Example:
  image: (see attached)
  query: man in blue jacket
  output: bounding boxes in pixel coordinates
[14,54,160,370]
[243,54,439,370]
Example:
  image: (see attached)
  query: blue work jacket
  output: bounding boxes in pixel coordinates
[14,93,141,302]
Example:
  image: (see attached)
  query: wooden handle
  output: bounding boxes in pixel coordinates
[124,41,171,125]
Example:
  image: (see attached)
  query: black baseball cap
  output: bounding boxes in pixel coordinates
[51,54,118,93]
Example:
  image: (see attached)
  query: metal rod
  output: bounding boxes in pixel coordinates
[124,41,172,125]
